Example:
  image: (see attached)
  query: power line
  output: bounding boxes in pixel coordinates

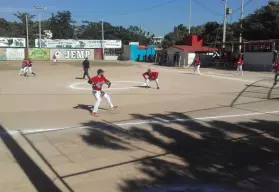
[193,0,223,16]
[232,0,253,14]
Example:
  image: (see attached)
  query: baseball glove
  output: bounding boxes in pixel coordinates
[106,80,111,88]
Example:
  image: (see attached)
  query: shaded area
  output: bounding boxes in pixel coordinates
[78,111,279,192]
[0,124,63,192]
[73,104,108,113]
[230,79,279,107]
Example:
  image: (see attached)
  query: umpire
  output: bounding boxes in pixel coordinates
[82,57,90,79]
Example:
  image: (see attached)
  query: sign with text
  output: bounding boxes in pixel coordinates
[50,49,94,60]
[0,37,26,47]
[35,39,121,49]
[6,48,25,60]
[28,48,50,60]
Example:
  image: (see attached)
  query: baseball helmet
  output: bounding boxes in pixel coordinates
[97,69,104,74]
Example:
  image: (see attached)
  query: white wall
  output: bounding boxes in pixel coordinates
[244,52,273,66]
[123,45,130,60]
[104,55,118,60]
[187,53,196,66]
[167,47,187,67]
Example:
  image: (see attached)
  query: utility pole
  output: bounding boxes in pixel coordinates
[239,0,244,51]
[33,6,46,48]
[25,14,29,49]
[188,0,192,34]
[101,18,105,60]
[222,0,228,48]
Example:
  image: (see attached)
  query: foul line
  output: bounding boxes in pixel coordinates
[4,110,279,135]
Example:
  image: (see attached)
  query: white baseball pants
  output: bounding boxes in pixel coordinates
[194,65,200,74]
[19,68,25,75]
[145,79,159,87]
[25,67,33,74]
[92,90,113,113]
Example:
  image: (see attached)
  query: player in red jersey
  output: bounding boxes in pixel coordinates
[19,58,28,76]
[24,58,36,77]
[88,69,118,117]
[142,69,160,89]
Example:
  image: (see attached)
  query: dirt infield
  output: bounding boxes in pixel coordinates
[0,60,279,192]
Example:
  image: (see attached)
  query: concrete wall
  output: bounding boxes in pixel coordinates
[166,47,187,67]
[0,48,25,60]
[50,49,94,60]
[244,52,273,71]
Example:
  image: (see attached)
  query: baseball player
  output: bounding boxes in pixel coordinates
[142,69,160,89]
[236,57,244,76]
[24,58,36,77]
[88,69,118,117]
[19,58,28,76]
[82,57,90,79]
[193,56,201,75]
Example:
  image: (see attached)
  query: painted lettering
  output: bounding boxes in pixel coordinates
[85,51,90,58]
[64,50,91,59]
[71,51,76,59]
[77,51,84,59]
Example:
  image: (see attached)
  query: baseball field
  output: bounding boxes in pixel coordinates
[0,60,279,192]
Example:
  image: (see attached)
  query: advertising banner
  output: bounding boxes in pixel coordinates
[0,48,7,60]
[35,39,121,49]
[50,49,94,60]
[28,48,50,60]
[0,37,26,47]
[6,48,25,60]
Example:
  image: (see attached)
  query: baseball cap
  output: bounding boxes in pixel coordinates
[97,69,104,74]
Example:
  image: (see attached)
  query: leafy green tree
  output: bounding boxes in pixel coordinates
[242,1,279,40]
[49,11,75,39]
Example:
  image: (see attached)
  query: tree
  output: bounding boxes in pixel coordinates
[49,11,75,39]
[242,1,279,40]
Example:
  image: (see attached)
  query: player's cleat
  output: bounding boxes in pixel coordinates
[111,106,118,110]
[91,112,99,117]
[274,82,277,86]
[157,87,160,89]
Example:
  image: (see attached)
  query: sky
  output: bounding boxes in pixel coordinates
[0,0,271,36]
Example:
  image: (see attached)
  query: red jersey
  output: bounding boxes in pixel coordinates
[90,75,108,91]
[194,58,201,65]
[142,72,158,80]
[22,60,28,68]
[237,58,243,66]
[28,60,32,67]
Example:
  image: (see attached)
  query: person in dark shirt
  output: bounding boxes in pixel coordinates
[82,57,90,79]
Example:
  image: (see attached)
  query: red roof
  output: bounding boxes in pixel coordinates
[171,45,218,52]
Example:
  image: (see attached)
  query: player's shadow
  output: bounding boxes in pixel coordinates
[75,77,85,80]
[73,104,108,113]
[77,111,279,192]
[133,86,157,89]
